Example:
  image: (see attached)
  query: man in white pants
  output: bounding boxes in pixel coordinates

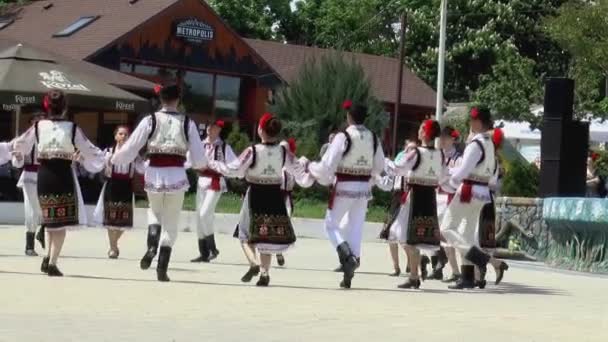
[309,101,385,289]
[440,105,496,290]
[112,83,206,282]
[190,120,236,263]
[12,113,46,256]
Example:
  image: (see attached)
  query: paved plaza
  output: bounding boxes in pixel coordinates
[0,225,607,342]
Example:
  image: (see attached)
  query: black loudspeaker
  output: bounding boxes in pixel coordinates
[543,78,574,121]
[539,119,588,197]
[539,77,588,198]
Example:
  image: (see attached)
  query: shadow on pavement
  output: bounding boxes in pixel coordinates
[0,269,568,296]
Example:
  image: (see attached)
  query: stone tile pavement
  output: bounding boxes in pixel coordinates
[0,226,606,342]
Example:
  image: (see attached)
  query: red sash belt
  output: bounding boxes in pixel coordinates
[328,174,372,210]
[149,155,185,167]
[460,180,489,203]
[111,172,131,180]
[335,173,371,182]
[24,165,39,172]
[199,169,222,191]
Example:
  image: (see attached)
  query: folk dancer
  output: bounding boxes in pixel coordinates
[276,138,299,267]
[479,128,509,285]
[111,83,207,282]
[429,126,464,282]
[12,112,47,256]
[440,106,497,290]
[376,138,417,277]
[190,120,237,263]
[210,114,313,286]
[13,90,104,276]
[93,126,144,259]
[308,101,385,289]
[384,120,445,289]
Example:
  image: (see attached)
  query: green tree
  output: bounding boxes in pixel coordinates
[545,0,608,119]
[225,123,251,155]
[474,45,543,125]
[274,54,389,159]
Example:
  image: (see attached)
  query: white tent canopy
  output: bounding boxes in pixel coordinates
[496,106,608,143]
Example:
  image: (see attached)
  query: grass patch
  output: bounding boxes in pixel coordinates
[137,192,387,223]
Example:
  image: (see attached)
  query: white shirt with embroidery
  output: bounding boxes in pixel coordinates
[309,125,385,199]
[111,109,207,193]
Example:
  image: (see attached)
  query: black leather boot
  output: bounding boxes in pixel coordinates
[241,265,261,283]
[465,246,491,282]
[140,224,161,270]
[389,267,401,277]
[208,234,219,261]
[420,255,430,280]
[36,225,46,249]
[256,274,270,287]
[448,265,475,290]
[190,239,210,263]
[47,264,63,277]
[276,254,285,266]
[336,242,358,289]
[397,278,421,289]
[41,257,50,274]
[495,261,509,285]
[25,232,38,256]
[156,246,172,282]
[437,247,448,267]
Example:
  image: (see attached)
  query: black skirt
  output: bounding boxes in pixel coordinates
[406,184,440,246]
[379,190,403,240]
[247,183,296,245]
[103,178,134,228]
[478,197,497,249]
[37,159,78,229]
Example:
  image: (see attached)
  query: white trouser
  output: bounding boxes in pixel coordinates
[195,187,222,239]
[324,196,369,257]
[22,182,41,233]
[147,191,185,247]
[440,196,485,265]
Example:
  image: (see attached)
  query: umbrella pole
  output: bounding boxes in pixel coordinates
[14,105,21,138]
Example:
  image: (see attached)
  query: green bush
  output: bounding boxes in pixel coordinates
[501,158,540,197]
[225,123,251,155]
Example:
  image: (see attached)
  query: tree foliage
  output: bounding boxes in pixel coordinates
[545,1,608,119]
[474,45,543,124]
[273,54,389,159]
[225,123,251,155]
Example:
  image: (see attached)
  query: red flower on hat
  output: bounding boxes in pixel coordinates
[42,95,50,113]
[287,137,296,154]
[153,84,163,95]
[259,112,273,130]
[422,119,436,140]
[470,107,480,119]
[342,99,353,110]
[492,128,504,148]
[215,120,225,128]
[450,129,460,139]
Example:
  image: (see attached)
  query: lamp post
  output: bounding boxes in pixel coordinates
[435,0,448,122]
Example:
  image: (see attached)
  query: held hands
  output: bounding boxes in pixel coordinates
[11,151,23,162]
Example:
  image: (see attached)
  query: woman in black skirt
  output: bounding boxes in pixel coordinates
[211,113,313,286]
[13,90,104,276]
[93,125,144,258]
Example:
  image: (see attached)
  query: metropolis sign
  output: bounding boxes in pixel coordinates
[174,18,215,44]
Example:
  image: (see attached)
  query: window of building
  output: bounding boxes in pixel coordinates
[182,71,214,115]
[132,64,178,83]
[214,75,241,118]
[53,16,100,37]
[119,62,134,73]
[0,19,14,31]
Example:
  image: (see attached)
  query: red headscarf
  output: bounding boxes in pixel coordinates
[214,120,225,128]
[153,84,163,95]
[342,99,353,110]
[422,119,437,141]
[287,137,296,154]
[492,128,504,148]
[259,112,273,130]
[470,107,480,119]
[450,129,460,139]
